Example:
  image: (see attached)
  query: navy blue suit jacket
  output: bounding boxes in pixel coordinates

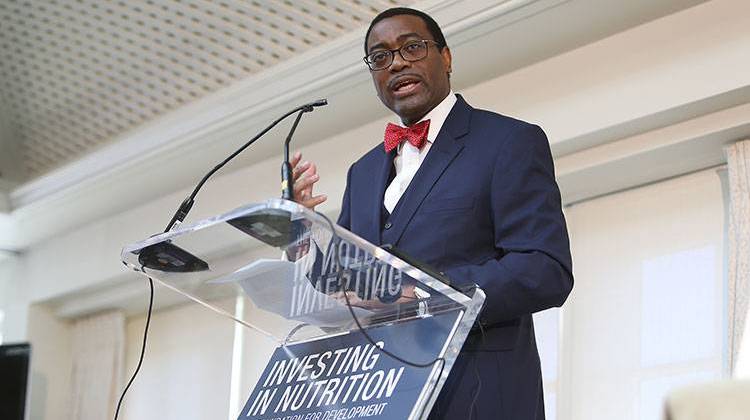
[337,95,573,419]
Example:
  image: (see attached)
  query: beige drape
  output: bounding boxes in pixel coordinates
[725,140,750,375]
[70,310,125,420]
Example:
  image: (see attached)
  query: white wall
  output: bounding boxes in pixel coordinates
[230,300,284,418]
[0,258,29,344]
[737,305,750,378]
[466,0,749,148]
[120,293,236,420]
[26,304,73,420]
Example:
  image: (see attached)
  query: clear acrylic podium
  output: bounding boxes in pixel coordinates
[121,199,485,419]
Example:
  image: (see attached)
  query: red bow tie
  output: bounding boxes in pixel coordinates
[383,120,430,153]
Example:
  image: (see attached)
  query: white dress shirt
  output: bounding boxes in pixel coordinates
[383,91,457,213]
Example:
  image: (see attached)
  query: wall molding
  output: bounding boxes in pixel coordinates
[0,0,712,252]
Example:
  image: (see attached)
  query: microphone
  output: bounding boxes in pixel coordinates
[164,99,328,232]
[120,99,328,420]
[281,99,328,200]
[307,99,328,108]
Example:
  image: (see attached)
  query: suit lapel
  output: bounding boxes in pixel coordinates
[382,95,472,246]
[366,146,396,245]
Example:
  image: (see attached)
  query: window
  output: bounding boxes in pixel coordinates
[561,168,727,420]
[535,307,560,420]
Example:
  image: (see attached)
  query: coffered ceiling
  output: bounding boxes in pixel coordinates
[0,0,410,182]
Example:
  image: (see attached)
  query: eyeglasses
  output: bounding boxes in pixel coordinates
[363,39,442,71]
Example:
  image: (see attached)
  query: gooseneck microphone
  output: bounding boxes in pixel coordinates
[115,98,328,420]
[281,98,327,200]
[164,98,328,232]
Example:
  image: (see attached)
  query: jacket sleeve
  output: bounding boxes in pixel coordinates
[444,123,573,325]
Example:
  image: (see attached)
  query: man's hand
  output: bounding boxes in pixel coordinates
[330,285,419,311]
[331,291,391,311]
[290,151,327,209]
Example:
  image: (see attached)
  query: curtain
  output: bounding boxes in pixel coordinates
[70,310,125,420]
[725,139,750,375]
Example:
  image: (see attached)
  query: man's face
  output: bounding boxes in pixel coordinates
[366,15,452,126]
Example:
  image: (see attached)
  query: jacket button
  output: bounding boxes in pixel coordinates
[384,221,393,230]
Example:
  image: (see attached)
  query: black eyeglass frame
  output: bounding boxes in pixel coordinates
[363,39,443,71]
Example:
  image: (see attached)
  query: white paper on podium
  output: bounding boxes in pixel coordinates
[211,258,373,327]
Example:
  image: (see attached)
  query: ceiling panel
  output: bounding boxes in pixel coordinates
[0,0,410,180]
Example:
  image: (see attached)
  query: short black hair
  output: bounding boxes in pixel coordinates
[364,7,447,54]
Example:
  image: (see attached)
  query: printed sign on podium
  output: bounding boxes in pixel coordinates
[122,199,485,419]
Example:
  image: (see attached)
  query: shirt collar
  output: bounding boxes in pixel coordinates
[418,90,456,143]
[393,90,457,146]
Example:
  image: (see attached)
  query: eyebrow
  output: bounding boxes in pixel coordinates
[368,32,424,53]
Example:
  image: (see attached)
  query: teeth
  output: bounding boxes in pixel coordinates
[396,81,416,91]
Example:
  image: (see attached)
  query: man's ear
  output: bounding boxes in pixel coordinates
[441,46,452,75]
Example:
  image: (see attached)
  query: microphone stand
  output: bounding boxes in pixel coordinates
[281,110,305,200]
[282,99,327,200]
[164,99,327,232]
[114,98,328,420]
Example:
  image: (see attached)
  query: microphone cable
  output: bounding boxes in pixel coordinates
[113,277,153,420]
[314,211,447,420]
[113,99,326,420]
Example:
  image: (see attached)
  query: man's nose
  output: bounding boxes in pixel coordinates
[389,51,410,72]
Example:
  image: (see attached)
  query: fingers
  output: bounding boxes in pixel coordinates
[291,152,314,179]
[293,162,320,197]
[293,160,312,180]
[289,151,327,209]
[293,172,319,192]
[297,194,327,209]
[294,174,326,203]
[290,151,302,169]
[331,291,364,307]
[293,177,327,209]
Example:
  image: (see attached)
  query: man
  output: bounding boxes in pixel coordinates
[291,7,573,419]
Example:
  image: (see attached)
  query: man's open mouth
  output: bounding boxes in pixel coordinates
[390,77,422,95]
